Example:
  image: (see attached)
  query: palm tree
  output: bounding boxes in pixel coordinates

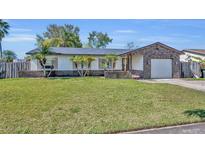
[2,50,17,62]
[105,54,118,71]
[71,56,85,76]
[33,40,51,77]
[70,56,95,77]
[0,20,10,59]
[84,56,95,76]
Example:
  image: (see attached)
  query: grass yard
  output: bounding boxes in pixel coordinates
[0,77,205,133]
[186,78,205,80]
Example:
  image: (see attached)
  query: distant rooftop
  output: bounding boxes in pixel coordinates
[26,47,129,56]
[183,49,205,56]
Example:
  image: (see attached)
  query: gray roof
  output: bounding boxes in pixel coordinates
[26,47,129,56]
[183,49,205,56]
[120,42,182,55]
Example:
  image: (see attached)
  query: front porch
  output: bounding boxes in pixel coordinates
[103,52,144,79]
[120,53,144,78]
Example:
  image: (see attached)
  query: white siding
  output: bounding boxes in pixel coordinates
[180,52,205,62]
[91,57,99,70]
[115,57,122,70]
[132,54,143,70]
[58,55,73,70]
[58,55,101,70]
[30,59,38,70]
[33,55,123,71]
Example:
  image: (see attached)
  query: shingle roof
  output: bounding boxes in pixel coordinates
[120,42,182,55]
[26,47,129,56]
[183,49,205,56]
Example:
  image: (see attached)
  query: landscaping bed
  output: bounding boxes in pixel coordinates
[0,77,205,133]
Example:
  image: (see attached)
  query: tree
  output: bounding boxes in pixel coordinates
[0,20,10,59]
[36,24,82,48]
[126,42,138,49]
[2,50,17,62]
[105,54,118,71]
[33,40,51,77]
[88,31,112,48]
[24,55,32,62]
[70,56,95,77]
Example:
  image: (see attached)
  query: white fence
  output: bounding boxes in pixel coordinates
[0,62,30,78]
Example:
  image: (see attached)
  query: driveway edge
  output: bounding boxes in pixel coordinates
[108,121,205,134]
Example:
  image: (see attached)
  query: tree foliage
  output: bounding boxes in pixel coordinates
[36,24,82,48]
[2,50,17,62]
[88,31,112,48]
[0,19,10,59]
[70,56,95,77]
[33,40,51,77]
[105,54,118,70]
[126,42,138,49]
[24,55,32,62]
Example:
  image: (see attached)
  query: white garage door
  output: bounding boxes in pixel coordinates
[151,59,172,79]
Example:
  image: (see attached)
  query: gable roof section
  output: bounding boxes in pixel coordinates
[120,42,183,55]
[183,49,205,56]
[26,42,183,56]
[26,47,129,56]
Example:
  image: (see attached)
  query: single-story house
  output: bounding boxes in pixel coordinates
[180,49,205,62]
[26,42,183,79]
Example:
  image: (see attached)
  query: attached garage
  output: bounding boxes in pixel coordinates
[151,59,172,79]
[121,42,182,79]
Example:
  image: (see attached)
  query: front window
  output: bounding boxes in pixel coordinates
[37,57,57,70]
[99,58,112,69]
[73,62,88,70]
[45,59,55,69]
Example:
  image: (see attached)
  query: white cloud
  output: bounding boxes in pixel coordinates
[114,30,137,34]
[10,28,32,32]
[3,34,36,42]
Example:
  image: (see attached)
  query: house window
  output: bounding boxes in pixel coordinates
[37,57,57,70]
[73,62,88,70]
[99,58,112,69]
[45,59,53,69]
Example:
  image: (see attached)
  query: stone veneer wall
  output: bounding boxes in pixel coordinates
[129,70,144,78]
[141,45,181,79]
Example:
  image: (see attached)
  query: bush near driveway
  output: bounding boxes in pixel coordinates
[0,77,205,133]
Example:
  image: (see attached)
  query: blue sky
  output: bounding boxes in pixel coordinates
[2,19,205,58]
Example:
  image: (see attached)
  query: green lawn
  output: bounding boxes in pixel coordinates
[186,78,205,80]
[0,77,205,134]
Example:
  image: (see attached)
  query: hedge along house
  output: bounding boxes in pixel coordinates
[26,42,183,79]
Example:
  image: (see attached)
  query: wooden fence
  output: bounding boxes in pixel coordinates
[0,62,30,78]
[181,61,201,78]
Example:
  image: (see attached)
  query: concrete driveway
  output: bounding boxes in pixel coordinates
[139,79,205,92]
[123,122,205,134]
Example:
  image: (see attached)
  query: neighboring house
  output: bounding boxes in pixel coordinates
[26,42,183,79]
[180,49,205,78]
[180,49,205,62]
